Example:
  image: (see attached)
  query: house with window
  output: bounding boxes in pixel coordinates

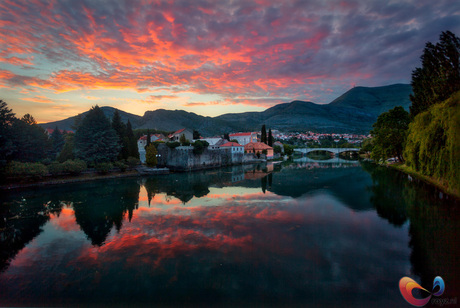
[229,132,258,145]
[168,128,193,142]
[244,142,274,159]
[220,141,244,164]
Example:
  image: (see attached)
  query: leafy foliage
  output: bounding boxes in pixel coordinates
[404,91,459,193]
[95,162,113,174]
[192,140,209,155]
[145,144,158,167]
[6,161,48,178]
[370,106,410,162]
[166,141,180,149]
[74,106,120,165]
[126,156,140,167]
[193,130,200,139]
[49,159,87,175]
[410,31,460,117]
[179,133,190,145]
[283,144,294,156]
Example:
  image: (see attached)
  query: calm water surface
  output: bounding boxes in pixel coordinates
[0,161,458,307]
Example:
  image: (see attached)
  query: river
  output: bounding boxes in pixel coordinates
[0,161,458,307]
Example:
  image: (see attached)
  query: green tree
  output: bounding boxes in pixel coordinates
[126,120,139,159]
[410,31,460,117]
[21,113,36,125]
[112,110,128,159]
[50,126,65,159]
[268,128,273,146]
[0,100,16,166]
[146,129,151,148]
[193,130,200,139]
[283,144,294,156]
[370,106,410,163]
[179,133,188,145]
[10,115,50,162]
[145,144,157,167]
[223,133,230,141]
[261,124,267,144]
[404,91,459,193]
[192,140,209,155]
[57,134,75,162]
[74,106,120,165]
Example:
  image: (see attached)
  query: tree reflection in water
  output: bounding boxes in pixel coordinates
[362,162,459,297]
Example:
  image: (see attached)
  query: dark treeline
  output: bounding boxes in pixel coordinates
[0,104,140,179]
[369,30,459,194]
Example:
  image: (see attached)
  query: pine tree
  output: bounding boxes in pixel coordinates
[10,115,50,162]
[0,100,16,165]
[57,134,75,162]
[74,106,120,165]
[126,120,139,158]
[50,126,65,159]
[261,124,267,144]
[146,129,151,148]
[112,110,127,159]
[268,128,273,147]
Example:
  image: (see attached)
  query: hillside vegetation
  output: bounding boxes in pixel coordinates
[404,91,460,194]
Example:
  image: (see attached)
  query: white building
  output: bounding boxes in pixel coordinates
[229,132,258,145]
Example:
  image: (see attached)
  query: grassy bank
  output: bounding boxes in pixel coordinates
[390,163,460,199]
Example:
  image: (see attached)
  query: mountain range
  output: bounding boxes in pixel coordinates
[40,84,412,135]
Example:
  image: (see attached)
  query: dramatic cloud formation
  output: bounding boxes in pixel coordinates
[0,0,459,121]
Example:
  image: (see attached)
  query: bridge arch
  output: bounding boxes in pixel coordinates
[294,147,360,156]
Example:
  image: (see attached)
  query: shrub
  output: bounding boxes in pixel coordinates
[166,141,180,149]
[7,161,48,178]
[95,162,113,174]
[114,161,127,172]
[48,162,64,175]
[145,144,158,167]
[192,140,209,155]
[62,159,87,175]
[126,156,140,167]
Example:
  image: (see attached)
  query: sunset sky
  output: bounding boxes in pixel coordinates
[1,0,459,123]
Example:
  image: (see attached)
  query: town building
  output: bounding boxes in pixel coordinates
[169,128,193,142]
[244,142,274,159]
[229,132,258,145]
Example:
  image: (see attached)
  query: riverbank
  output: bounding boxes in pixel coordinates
[389,163,460,199]
[0,170,143,191]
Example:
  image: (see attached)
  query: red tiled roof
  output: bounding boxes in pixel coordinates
[169,128,186,137]
[244,142,273,151]
[220,142,244,147]
[229,132,253,137]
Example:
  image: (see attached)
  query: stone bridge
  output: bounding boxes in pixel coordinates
[294,147,360,156]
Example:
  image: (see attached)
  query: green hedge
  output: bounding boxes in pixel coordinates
[7,161,48,178]
[404,91,460,193]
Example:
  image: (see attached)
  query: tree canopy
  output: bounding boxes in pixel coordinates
[370,106,410,163]
[74,105,120,165]
[410,31,460,117]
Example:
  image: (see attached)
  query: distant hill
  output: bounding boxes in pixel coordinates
[40,84,412,135]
